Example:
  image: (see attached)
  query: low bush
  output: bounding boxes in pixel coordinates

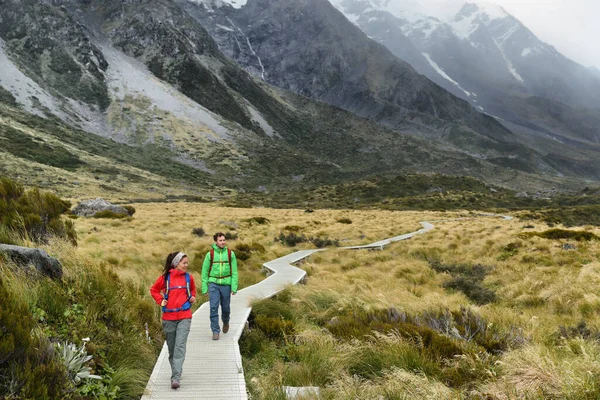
[0,176,76,245]
[310,236,339,248]
[224,231,238,240]
[276,232,308,247]
[519,228,599,241]
[243,217,270,225]
[92,210,129,219]
[254,315,294,340]
[235,242,266,261]
[429,261,496,305]
[191,227,205,237]
[282,225,302,232]
[123,205,136,216]
[336,218,353,224]
[0,276,70,398]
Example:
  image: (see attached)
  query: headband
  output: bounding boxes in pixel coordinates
[171,252,186,267]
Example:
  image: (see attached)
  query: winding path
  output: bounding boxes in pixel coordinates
[141,217,507,399]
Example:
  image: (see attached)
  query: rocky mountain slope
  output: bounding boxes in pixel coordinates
[328,0,600,145]
[0,0,598,197]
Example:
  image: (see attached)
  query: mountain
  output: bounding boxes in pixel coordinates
[328,0,600,145]
[174,0,600,180]
[0,0,598,197]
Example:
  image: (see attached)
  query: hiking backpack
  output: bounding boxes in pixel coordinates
[209,248,232,279]
[162,272,192,313]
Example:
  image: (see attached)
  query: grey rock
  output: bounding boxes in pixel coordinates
[562,243,577,251]
[0,244,62,279]
[71,198,129,217]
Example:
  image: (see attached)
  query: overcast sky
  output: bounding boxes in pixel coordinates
[405,0,599,69]
[493,0,600,69]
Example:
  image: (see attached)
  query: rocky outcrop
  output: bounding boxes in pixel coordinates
[0,244,63,279]
[71,198,129,217]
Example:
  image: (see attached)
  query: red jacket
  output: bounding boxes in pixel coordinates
[150,269,196,321]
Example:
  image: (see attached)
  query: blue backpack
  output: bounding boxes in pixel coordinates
[162,272,192,313]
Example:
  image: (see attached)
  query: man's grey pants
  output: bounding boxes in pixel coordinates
[162,318,191,381]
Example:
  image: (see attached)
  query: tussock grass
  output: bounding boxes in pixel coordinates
[239,213,600,398]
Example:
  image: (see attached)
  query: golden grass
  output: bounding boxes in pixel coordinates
[73,205,600,397]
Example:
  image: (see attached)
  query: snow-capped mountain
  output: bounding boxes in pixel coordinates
[330,0,600,143]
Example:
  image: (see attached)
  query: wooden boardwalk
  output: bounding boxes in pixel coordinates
[142,222,435,399]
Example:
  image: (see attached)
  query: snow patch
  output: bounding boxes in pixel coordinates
[216,24,235,32]
[188,0,247,9]
[422,53,471,97]
[521,48,531,56]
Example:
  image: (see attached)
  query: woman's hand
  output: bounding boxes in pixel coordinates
[161,299,167,307]
[190,296,197,304]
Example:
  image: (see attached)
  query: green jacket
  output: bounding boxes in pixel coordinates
[201,244,238,294]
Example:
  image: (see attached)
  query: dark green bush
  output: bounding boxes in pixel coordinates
[191,227,205,237]
[224,231,238,240]
[276,232,308,247]
[123,205,136,216]
[309,236,339,248]
[336,218,352,224]
[519,228,598,241]
[0,177,76,245]
[92,210,129,219]
[251,298,295,321]
[429,261,496,305]
[239,328,269,358]
[254,315,294,340]
[243,217,270,225]
[282,225,302,232]
[234,242,266,261]
[0,279,70,399]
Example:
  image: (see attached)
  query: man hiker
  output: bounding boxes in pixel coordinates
[202,232,238,340]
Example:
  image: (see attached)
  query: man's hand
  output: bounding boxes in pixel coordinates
[232,291,237,296]
[161,299,167,307]
[190,296,197,304]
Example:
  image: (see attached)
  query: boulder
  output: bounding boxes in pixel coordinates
[0,244,62,279]
[71,198,129,217]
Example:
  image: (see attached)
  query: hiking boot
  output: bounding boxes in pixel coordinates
[223,323,230,333]
[212,332,219,340]
[171,380,180,389]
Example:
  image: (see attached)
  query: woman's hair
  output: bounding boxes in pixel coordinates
[163,252,186,281]
[213,232,225,241]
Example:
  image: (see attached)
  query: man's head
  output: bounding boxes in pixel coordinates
[213,232,226,249]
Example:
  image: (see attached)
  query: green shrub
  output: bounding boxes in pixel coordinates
[429,261,496,305]
[336,218,353,224]
[0,177,76,245]
[243,217,270,225]
[252,298,295,321]
[519,228,599,241]
[254,315,294,340]
[282,225,302,232]
[309,236,339,248]
[235,242,266,261]
[92,210,129,219]
[191,227,205,237]
[224,231,238,240]
[0,278,70,399]
[276,232,308,247]
[123,205,136,216]
[239,328,269,358]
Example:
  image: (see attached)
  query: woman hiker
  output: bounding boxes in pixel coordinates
[202,232,238,340]
[150,252,196,389]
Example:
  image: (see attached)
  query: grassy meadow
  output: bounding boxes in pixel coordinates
[74,203,600,399]
[4,192,600,399]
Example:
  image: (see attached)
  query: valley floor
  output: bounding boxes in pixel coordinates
[72,203,600,399]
